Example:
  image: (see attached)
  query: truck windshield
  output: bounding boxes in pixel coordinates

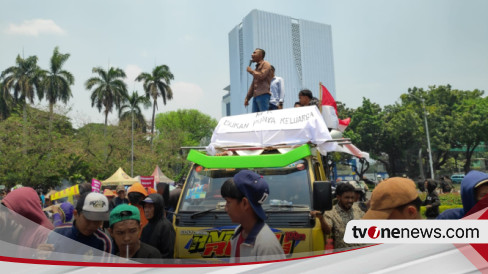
[180,159,311,212]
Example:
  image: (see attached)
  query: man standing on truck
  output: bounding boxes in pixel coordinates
[268,65,285,110]
[221,170,285,262]
[244,48,273,113]
[311,182,364,250]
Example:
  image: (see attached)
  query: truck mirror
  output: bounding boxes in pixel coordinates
[313,181,332,212]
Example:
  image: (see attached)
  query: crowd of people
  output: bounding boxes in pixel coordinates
[0,181,177,263]
[1,167,488,261]
[309,170,488,251]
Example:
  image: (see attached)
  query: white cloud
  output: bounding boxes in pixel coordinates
[5,19,65,36]
[124,64,143,88]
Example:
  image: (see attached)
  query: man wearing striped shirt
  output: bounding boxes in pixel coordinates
[46,192,113,260]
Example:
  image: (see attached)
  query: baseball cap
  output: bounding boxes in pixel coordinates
[116,184,125,193]
[141,197,155,204]
[109,204,140,227]
[234,170,269,220]
[363,177,419,220]
[81,192,110,221]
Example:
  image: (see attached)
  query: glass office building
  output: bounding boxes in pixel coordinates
[224,9,336,116]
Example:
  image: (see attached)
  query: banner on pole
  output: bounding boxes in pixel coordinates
[140,176,155,188]
[91,179,101,193]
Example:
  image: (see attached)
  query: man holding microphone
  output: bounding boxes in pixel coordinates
[244,48,273,113]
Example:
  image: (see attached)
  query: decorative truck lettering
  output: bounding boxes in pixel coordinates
[185,228,306,258]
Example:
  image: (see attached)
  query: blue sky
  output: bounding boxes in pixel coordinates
[1,0,487,127]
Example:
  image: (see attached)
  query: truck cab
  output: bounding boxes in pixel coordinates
[173,144,333,260]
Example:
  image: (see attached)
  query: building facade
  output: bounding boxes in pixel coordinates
[224,9,336,116]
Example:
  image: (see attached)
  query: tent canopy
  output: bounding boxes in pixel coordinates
[102,167,139,186]
[152,165,174,184]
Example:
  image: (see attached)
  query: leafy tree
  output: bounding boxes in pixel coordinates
[379,103,422,176]
[136,65,174,145]
[343,98,384,159]
[336,101,355,121]
[85,67,128,126]
[155,109,217,146]
[0,106,77,189]
[154,109,217,180]
[453,96,488,173]
[41,46,75,129]
[75,122,158,179]
[119,91,150,133]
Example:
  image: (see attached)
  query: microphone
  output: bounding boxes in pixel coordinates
[249,60,253,67]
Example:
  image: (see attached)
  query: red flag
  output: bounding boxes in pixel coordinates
[321,84,350,132]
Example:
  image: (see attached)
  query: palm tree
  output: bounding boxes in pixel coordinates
[119,91,150,132]
[135,65,174,145]
[1,55,44,114]
[1,54,44,154]
[85,67,128,126]
[41,47,75,124]
[0,82,13,120]
[119,91,151,176]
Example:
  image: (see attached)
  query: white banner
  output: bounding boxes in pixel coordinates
[207,106,336,155]
[216,106,325,132]
[345,220,488,244]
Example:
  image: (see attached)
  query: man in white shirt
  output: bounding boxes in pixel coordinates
[268,66,285,110]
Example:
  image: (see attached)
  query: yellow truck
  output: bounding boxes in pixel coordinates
[173,144,333,260]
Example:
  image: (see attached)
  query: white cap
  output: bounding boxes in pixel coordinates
[82,192,109,221]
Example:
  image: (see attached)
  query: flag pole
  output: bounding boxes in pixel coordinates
[319,82,323,113]
[317,82,327,181]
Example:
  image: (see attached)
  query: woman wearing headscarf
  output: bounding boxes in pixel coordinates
[1,187,54,257]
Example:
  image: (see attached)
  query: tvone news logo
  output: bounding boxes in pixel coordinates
[368,226,380,239]
[351,225,383,239]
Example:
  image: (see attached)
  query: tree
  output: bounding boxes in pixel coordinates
[119,91,150,133]
[1,54,45,153]
[1,55,44,122]
[75,122,157,179]
[154,109,217,180]
[0,106,77,189]
[155,109,217,146]
[85,67,128,126]
[381,104,423,176]
[343,98,384,159]
[453,96,488,173]
[41,46,75,129]
[119,91,151,177]
[1,55,44,105]
[0,82,14,120]
[135,65,174,145]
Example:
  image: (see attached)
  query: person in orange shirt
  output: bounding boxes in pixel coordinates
[127,183,148,230]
